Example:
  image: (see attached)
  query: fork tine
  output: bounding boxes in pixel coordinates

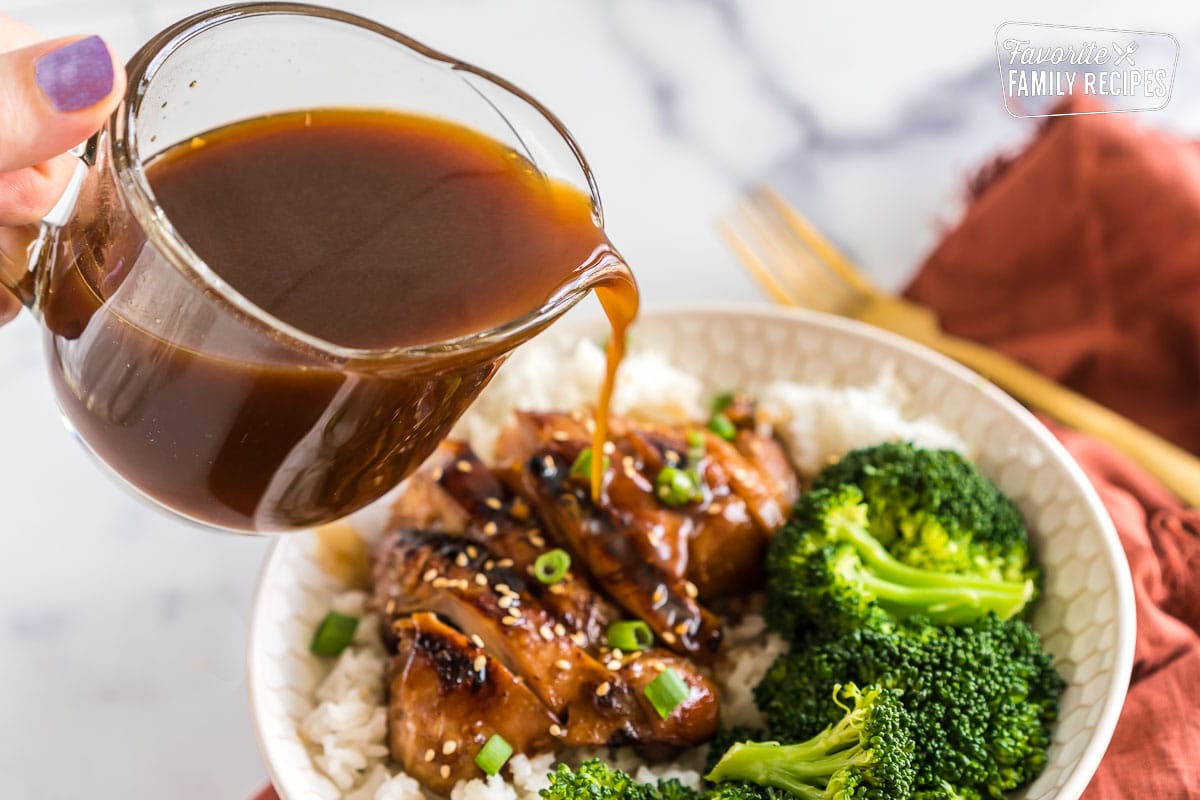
[742,194,858,309]
[716,219,796,306]
[756,186,880,299]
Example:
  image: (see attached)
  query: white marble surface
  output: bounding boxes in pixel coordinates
[0,2,1196,798]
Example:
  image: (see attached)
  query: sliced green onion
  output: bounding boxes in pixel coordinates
[707,413,737,442]
[644,667,690,719]
[570,447,610,480]
[712,392,735,413]
[607,620,654,652]
[655,466,703,507]
[475,733,513,776]
[534,548,571,584]
[310,611,359,657]
[686,430,706,464]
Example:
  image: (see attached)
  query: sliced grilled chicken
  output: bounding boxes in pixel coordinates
[387,613,557,794]
[616,650,721,748]
[495,412,723,658]
[620,422,770,599]
[710,392,801,531]
[373,529,718,747]
[712,431,800,533]
[391,442,618,646]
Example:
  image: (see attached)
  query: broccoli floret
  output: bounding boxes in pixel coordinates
[655,780,703,800]
[765,485,1034,640]
[708,684,914,800]
[539,760,780,800]
[540,760,656,800]
[812,442,1036,586]
[753,615,1064,798]
[701,785,790,800]
[706,726,767,774]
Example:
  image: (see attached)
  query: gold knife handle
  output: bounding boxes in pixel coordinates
[930,332,1200,507]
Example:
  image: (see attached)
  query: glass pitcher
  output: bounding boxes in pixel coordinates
[0,2,630,532]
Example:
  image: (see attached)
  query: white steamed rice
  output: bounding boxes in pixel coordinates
[298,336,963,799]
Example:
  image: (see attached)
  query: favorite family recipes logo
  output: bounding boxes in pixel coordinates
[995,22,1179,117]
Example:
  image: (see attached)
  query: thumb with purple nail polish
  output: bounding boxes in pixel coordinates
[0,16,126,323]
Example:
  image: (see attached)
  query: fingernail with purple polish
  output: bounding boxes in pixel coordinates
[35,36,114,113]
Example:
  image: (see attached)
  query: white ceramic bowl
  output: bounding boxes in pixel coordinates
[249,306,1136,800]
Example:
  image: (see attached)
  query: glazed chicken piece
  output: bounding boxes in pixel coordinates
[390,442,618,647]
[373,529,719,747]
[710,391,801,531]
[387,613,557,794]
[494,409,804,658]
[497,411,800,602]
[620,421,776,599]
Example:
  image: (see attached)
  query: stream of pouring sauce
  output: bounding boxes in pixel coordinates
[591,273,640,498]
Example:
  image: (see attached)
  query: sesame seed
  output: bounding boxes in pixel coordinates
[674,622,689,635]
[542,454,556,472]
[664,449,680,465]
[596,681,611,697]
[430,467,444,482]
[466,545,479,558]
[606,659,621,671]
[474,655,487,672]
[611,649,624,659]
[572,632,588,646]
[443,740,458,755]
[474,573,488,587]
[551,430,569,441]
[455,459,472,473]
[423,568,438,582]
[602,441,615,455]
[529,534,546,548]
[651,585,667,606]
[549,723,563,737]
[684,581,699,598]
[495,583,511,595]
[584,418,596,433]
[539,624,555,641]
[384,599,396,615]
[484,559,495,570]
[483,521,498,535]
[471,634,485,648]
[510,498,531,520]
[498,595,514,609]
[440,764,451,780]
[485,497,502,510]
[555,659,571,670]
[662,631,677,644]
[497,559,514,569]
[424,748,435,762]
[432,577,449,589]
[553,623,566,637]
[502,616,518,626]
[549,583,566,595]
[706,503,724,516]
[455,552,469,568]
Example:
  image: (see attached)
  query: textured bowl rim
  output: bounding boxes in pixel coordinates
[247,303,1136,800]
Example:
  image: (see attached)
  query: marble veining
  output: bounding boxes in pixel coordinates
[0,2,1196,798]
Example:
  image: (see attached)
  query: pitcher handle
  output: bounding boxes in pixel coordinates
[0,134,98,314]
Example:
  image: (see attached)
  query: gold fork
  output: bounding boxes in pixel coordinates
[721,186,1200,507]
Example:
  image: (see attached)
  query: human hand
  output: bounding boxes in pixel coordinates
[0,16,126,323]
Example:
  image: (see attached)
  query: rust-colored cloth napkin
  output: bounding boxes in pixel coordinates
[252,97,1200,799]
[907,95,1200,798]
